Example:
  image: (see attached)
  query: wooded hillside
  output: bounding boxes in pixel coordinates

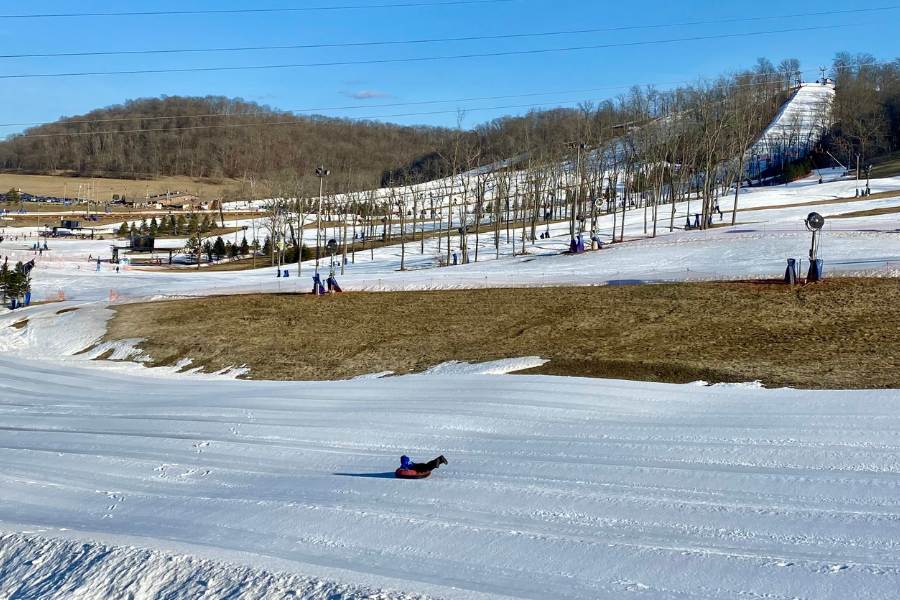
[0,96,455,186]
[3,54,893,193]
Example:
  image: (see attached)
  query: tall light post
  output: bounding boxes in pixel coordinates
[249,177,257,269]
[566,141,586,241]
[315,166,330,274]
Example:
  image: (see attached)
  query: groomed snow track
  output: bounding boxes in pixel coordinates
[2,356,900,599]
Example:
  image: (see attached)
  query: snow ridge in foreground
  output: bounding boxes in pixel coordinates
[0,533,422,600]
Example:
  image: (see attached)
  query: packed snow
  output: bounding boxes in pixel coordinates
[2,357,900,599]
[748,83,834,174]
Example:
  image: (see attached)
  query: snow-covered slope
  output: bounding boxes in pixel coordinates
[749,83,834,174]
[3,173,899,309]
[1,533,418,600]
[2,357,900,599]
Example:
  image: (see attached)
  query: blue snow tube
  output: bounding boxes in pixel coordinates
[808,259,824,282]
[785,258,798,284]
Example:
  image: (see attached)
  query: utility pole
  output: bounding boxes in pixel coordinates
[314,166,330,275]
[250,177,257,270]
[856,153,861,196]
[566,141,585,241]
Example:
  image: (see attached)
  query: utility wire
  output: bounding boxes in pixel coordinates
[7,101,657,138]
[0,0,521,19]
[6,84,835,140]
[0,23,864,80]
[0,67,840,129]
[4,60,879,135]
[1,6,895,60]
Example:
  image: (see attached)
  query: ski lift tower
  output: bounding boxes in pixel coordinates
[805,212,825,282]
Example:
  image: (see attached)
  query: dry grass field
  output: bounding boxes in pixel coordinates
[105,279,900,388]
[871,150,900,179]
[0,173,241,201]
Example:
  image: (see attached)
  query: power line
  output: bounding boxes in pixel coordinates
[0,76,807,129]
[0,0,520,19]
[0,23,863,80]
[5,100,653,138]
[2,6,895,60]
[4,60,879,134]
[5,82,835,140]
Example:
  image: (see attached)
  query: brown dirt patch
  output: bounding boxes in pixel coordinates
[104,279,900,388]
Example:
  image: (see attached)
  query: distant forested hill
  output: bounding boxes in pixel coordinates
[0,96,456,186]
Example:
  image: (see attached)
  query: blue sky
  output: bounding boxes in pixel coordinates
[0,0,896,136]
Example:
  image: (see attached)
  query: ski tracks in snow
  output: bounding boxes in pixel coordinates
[2,357,900,598]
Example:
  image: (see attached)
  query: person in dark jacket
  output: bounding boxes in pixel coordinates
[400,455,448,473]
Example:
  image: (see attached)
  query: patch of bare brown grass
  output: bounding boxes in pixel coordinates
[741,189,900,213]
[829,205,900,219]
[104,279,900,388]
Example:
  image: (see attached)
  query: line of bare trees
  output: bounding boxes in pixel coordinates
[247,59,819,273]
[827,53,900,168]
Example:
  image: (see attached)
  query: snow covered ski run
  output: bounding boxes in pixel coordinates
[2,356,900,599]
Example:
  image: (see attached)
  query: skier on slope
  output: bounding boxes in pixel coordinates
[400,454,448,474]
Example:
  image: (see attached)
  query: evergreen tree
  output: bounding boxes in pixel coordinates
[0,259,9,302]
[240,236,250,255]
[261,236,272,257]
[3,261,30,301]
[149,217,159,237]
[188,213,199,234]
[203,240,213,262]
[116,222,129,238]
[175,214,186,235]
[213,236,226,260]
[129,222,137,236]
[139,218,148,234]
[184,232,202,255]
[200,214,211,232]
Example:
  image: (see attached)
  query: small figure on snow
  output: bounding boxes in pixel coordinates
[396,454,448,479]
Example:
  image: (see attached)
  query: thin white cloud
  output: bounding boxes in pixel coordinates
[343,90,392,100]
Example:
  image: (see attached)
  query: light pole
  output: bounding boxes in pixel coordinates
[315,166,330,274]
[566,141,586,241]
[250,177,257,269]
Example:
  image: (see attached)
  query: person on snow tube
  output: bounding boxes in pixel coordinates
[400,454,448,473]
